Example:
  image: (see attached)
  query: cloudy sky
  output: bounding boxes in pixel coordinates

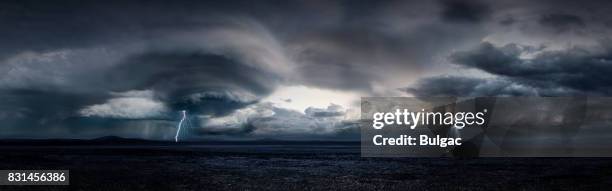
[1,0,612,140]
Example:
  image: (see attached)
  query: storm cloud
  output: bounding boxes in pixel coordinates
[538,14,585,32]
[440,0,491,23]
[406,76,580,97]
[2,0,612,140]
[411,41,612,96]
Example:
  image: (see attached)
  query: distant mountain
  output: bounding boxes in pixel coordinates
[91,136,163,143]
[0,136,166,146]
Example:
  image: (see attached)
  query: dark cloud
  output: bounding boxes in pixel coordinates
[499,17,516,26]
[0,89,104,123]
[440,0,491,23]
[449,43,524,76]
[538,13,585,33]
[405,76,580,97]
[409,40,612,97]
[0,0,264,60]
[0,89,115,138]
[295,51,378,92]
[449,42,612,95]
[407,76,504,97]
[106,52,277,116]
[195,122,257,136]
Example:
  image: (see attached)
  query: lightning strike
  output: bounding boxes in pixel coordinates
[175,110,187,142]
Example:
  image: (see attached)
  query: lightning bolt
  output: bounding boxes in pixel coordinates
[175,110,187,142]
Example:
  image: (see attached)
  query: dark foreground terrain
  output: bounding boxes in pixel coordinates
[0,141,611,190]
